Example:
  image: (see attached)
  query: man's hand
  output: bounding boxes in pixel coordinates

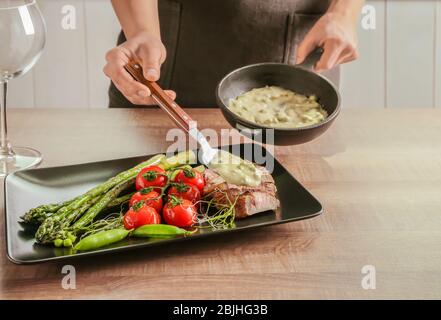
[296,12,359,72]
[103,30,176,105]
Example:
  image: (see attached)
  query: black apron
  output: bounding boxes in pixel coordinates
[109,0,339,108]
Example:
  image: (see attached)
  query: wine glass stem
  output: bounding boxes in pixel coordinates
[0,79,14,157]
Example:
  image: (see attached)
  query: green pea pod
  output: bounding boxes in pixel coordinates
[131,224,195,238]
[74,228,130,251]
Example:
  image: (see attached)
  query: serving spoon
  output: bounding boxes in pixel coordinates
[124,61,219,165]
[124,62,263,189]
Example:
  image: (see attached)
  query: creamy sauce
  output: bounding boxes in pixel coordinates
[229,86,327,128]
[208,150,262,187]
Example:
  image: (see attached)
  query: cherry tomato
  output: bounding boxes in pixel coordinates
[136,165,167,192]
[137,206,161,227]
[123,200,161,230]
[167,182,201,203]
[162,196,197,228]
[129,187,163,212]
[123,210,138,230]
[174,168,205,192]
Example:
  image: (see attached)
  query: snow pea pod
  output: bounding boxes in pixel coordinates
[74,228,130,251]
[131,224,195,238]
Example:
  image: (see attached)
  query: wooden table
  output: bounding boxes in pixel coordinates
[1,108,440,299]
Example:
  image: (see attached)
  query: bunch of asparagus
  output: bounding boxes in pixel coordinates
[21,151,196,247]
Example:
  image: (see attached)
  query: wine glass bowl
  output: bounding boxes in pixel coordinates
[0,0,46,176]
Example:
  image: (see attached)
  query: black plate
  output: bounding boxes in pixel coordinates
[4,144,322,264]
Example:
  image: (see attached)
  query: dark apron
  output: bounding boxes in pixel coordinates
[109,0,339,108]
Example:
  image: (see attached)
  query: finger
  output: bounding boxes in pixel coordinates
[165,90,176,101]
[123,42,163,81]
[140,46,162,81]
[296,32,318,64]
[105,47,130,64]
[130,90,176,106]
[159,46,167,64]
[315,41,345,72]
[104,60,152,102]
[335,45,358,66]
[113,82,151,105]
[114,75,151,102]
[104,61,151,96]
[105,47,153,94]
[128,95,158,106]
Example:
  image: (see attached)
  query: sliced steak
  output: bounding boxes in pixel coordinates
[203,166,280,219]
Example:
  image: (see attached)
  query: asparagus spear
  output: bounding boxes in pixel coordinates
[20,198,77,224]
[36,195,101,245]
[32,151,195,246]
[24,150,194,222]
[58,154,166,215]
[23,192,134,225]
[72,178,135,230]
[36,179,134,244]
[106,192,134,208]
[25,154,166,224]
[35,154,165,244]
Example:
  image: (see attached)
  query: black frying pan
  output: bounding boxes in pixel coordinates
[215,49,341,145]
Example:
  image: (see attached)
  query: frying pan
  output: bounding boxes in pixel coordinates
[215,49,341,145]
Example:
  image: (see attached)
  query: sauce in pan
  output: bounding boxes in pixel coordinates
[228,86,327,128]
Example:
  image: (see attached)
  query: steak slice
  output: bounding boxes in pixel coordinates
[203,165,280,219]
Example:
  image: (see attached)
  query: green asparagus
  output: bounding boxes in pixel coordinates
[28,151,196,247]
[106,192,134,208]
[20,198,77,224]
[34,154,165,244]
[35,195,101,244]
[50,179,134,245]
[23,191,134,225]
[72,178,135,230]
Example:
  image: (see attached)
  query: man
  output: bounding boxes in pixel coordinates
[104,0,363,107]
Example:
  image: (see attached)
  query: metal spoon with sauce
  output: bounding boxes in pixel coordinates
[124,62,261,187]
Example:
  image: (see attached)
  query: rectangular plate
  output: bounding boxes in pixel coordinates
[5,144,322,264]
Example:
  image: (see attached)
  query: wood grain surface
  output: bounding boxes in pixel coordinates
[1,108,441,299]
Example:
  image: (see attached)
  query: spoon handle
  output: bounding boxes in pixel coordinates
[124,61,193,132]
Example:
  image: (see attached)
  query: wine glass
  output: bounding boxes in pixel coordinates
[0,0,46,176]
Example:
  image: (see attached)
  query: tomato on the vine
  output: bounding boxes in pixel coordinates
[167,182,201,203]
[173,168,205,192]
[129,187,163,212]
[123,200,161,230]
[135,165,167,192]
[162,196,197,227]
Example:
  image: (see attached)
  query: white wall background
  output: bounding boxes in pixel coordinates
[8,0,441,108]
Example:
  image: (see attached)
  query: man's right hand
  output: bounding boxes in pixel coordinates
[103,31,176,105]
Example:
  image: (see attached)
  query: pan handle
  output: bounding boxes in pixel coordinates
[296,47,324,70]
